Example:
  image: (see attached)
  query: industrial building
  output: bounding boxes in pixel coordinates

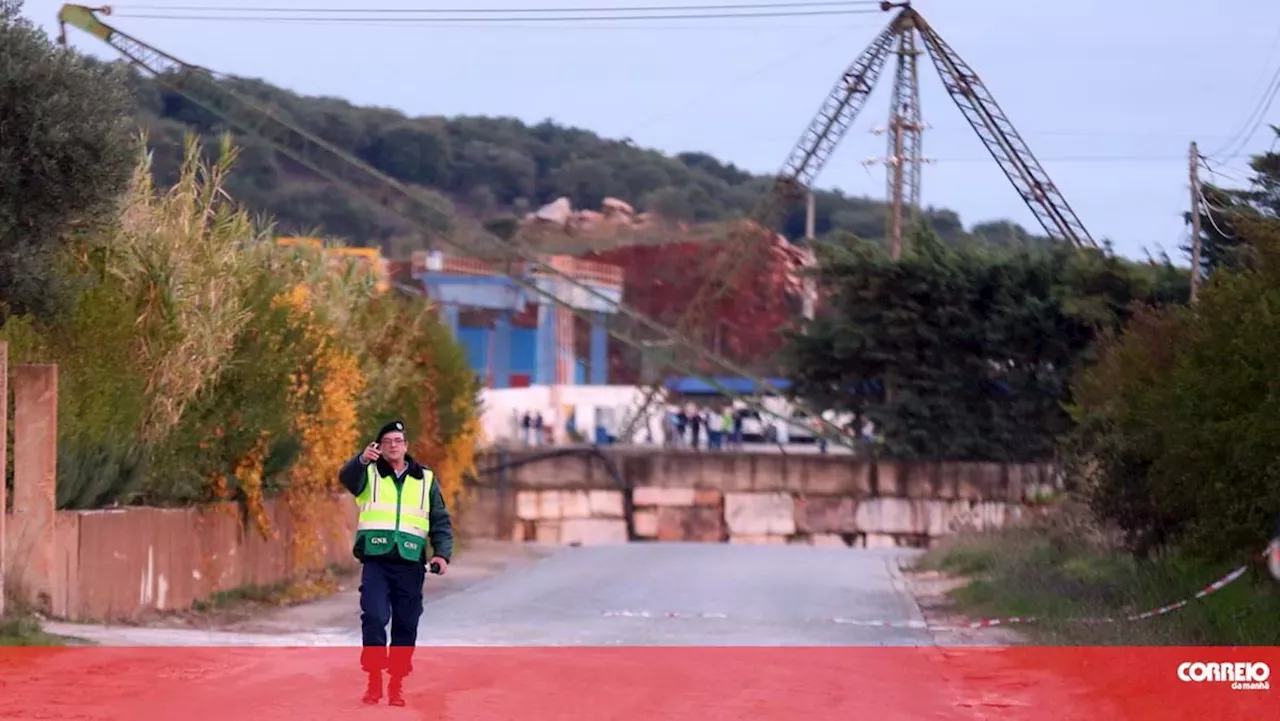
[409,251,624,389]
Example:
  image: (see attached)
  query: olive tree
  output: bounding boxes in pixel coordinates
[0,0,135,319]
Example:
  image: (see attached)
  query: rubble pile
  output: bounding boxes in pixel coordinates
[522,196,677,237]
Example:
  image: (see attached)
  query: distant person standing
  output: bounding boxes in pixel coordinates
[339,420,453,707]
[521,412,532,445]
[690,409,703,449]
[707,407,724,449]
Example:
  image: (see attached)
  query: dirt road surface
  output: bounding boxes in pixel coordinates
[7,542,1261,720]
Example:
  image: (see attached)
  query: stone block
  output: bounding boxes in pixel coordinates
[794,496,858,534]
[728,535,788,545]
[656,506,724,542]
[854,497,922,535]
[560,518,628,545]
[516,491,539,521]
[535,520,560,544]
[956,466,992,501]
[633,510,659,538]
[811,533,849,547]
[537,490,562,520]
[633,487,696,507]
[1005,465,1026,503]
[864,533,897,548]
[925,500,952,537]
[797,457,873,496]
[692,488,722,506]
[587,490,624,517]
[901,464,937,500]
[724,492,795,536]
[559,490,592,519]
[875,462,902,496]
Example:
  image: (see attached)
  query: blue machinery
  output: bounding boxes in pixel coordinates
[413,251,624,388]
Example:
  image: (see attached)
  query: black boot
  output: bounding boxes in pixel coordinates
[362,671,382,705]
[387,675,405,707]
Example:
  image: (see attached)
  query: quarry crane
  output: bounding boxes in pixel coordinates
[53,3,858,448]
[611,0,1097,442]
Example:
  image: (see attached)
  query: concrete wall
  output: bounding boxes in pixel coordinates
[461,447,1060,548]
[3,497,359,622]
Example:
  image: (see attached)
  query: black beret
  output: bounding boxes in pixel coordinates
[377,420,406,442]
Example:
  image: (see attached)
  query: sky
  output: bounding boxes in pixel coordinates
[21,0,1280,262]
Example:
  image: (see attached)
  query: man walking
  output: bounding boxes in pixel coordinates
[338,419,454,707]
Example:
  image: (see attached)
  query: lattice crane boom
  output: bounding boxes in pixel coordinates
[884,11,923,257]
[54,3,861,448]
[905,9,1097,249]
[614,15,902,441]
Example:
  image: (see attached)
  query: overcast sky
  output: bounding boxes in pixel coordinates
[22,0,1280,261]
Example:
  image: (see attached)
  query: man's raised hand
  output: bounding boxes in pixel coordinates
[360,442,381,464]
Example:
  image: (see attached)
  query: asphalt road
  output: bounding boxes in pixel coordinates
[406,543,929,646]
[42,542,932,646]
[18,543,1212,720]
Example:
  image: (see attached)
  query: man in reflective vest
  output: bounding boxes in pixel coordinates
[338,419,453,707]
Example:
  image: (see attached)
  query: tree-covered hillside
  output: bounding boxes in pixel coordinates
[111,63,1051,253]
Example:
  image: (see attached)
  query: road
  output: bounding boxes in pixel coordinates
[40,542,933,646]
[9,543,1243,720]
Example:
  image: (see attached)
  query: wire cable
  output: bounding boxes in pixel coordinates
[1205,24,1280,159]
[111,8,886,23]
[1197,185,1237,240]
[1204,31,1280,162]
[115,1,884,12]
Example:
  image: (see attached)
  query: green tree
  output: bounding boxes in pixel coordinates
[785,226,1187,462]
[1182,125,1280,278]
[1071,129,1280,562]
[0,0,135,319]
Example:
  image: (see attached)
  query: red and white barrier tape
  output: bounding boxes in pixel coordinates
[829,563,1249,631]
[603,554,1264,633]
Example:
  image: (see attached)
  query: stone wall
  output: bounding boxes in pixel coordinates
[466,447,1060,548]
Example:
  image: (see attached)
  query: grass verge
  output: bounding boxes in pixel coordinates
[0,614,93,646]
[912,499,1280,645]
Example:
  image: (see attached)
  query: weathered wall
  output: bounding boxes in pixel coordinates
[5,496,359,622]
[462,447,1060,548]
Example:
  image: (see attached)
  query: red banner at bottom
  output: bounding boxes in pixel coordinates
[0,646,1275,720]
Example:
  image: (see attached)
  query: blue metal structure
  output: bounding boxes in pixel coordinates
[412,251,622,388]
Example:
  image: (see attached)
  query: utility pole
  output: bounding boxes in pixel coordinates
[885,17,923,260]
[803,190,816,320]
[1189,141,1202,304]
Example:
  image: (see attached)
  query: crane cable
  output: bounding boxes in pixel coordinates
[108,1,888,23]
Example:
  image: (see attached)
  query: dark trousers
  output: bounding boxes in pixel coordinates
[358,558,425,676]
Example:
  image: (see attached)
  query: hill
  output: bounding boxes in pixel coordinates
[112,65,1049,254]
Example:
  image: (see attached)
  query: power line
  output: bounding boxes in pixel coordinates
[894,155,1188,163]
[1205,26,1280,162]
[112,8,885,23]
[115,1,882,12]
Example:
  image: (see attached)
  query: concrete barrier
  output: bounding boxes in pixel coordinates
[464,447,1060,548]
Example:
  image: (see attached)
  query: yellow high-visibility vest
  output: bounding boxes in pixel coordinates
[353,462,434,562]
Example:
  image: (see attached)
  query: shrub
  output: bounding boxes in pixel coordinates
[1067,170,1280,563]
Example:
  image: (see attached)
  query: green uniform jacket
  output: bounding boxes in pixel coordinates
[338,452,454,565]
